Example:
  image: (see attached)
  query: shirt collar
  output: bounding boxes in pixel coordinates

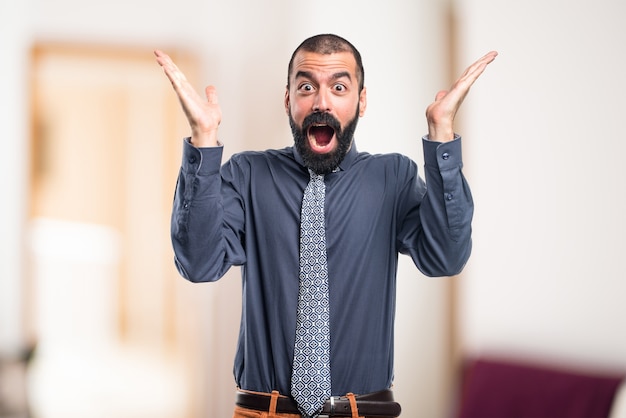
[292,139,359,173]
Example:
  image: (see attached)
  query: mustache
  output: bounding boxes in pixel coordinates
[302,112,341,132]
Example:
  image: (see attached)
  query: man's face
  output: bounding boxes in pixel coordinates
[285,51,367,174]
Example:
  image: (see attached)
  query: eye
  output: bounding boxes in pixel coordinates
[333,83,347,92]
[298,82,314,92]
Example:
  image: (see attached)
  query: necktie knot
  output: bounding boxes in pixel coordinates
[309,168,324,183]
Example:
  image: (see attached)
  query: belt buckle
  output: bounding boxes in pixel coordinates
[319,395,339,417]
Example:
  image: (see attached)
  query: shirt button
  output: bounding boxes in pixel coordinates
[188,156,197,164]
[445,193,453,201]
[183,200,189,209]
[442,152,450,160]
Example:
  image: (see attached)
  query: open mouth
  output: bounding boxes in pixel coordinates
[307,124,336,152]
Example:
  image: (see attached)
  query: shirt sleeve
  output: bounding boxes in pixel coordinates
[398,134,473,277]
[171,138,246,282]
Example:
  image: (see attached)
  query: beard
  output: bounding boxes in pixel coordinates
[289,107,360,175]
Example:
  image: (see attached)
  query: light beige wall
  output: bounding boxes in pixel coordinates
[456,0,626,372]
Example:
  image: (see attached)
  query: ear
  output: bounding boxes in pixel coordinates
[358,87,367,117]
[284,87,290,115]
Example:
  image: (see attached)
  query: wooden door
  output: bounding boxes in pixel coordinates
[28,43,203,418]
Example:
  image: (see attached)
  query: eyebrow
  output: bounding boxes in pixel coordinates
[295,70,353,83]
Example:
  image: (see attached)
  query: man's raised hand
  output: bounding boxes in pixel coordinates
[154,50,222,147]
[426,50,498,142]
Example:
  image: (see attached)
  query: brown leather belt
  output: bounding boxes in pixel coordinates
[235,389,401,417]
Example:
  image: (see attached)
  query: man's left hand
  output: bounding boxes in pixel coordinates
[426,50,498,142]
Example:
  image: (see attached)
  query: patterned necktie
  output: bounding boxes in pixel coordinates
[291,169,331,418]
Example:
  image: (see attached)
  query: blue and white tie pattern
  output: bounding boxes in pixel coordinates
[291,170,331,418]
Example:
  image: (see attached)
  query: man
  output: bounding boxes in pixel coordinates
[155,34,496,418]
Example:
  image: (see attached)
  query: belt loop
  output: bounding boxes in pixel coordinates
[346,393,361,418]
[268,390,279,417]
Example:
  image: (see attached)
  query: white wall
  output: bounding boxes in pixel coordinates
[457,0,626,373]
[0,0,31,356]
[2,0,459,417]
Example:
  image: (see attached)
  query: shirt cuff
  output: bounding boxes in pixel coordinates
[422,134,463,170]
[182,137,223,176]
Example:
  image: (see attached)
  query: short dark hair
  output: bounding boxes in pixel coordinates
[287,34,365,92]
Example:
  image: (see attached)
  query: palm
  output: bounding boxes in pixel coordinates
[426,50,498,142]
[155,50,222,146]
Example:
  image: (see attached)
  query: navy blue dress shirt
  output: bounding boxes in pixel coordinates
[171,136,473,397]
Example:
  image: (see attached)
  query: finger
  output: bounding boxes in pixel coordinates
[155,52,195,103]
[154,49,174,69]
[442,50,497,106]
[428,52,497,116]
[155,51,207,119]
[434,90,448,102]
[459,51,498,85]
[464,51,498,73]
[205,85,219,104]
[476,50,498,64]
[155,52,175,78]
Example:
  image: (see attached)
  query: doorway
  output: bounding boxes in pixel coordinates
[27,43,203,418]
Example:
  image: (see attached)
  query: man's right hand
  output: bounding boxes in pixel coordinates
[154,50,222,147]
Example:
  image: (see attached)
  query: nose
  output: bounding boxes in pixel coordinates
[312,89,331,113]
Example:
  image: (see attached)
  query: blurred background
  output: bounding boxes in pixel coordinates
[2,0,626,417]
